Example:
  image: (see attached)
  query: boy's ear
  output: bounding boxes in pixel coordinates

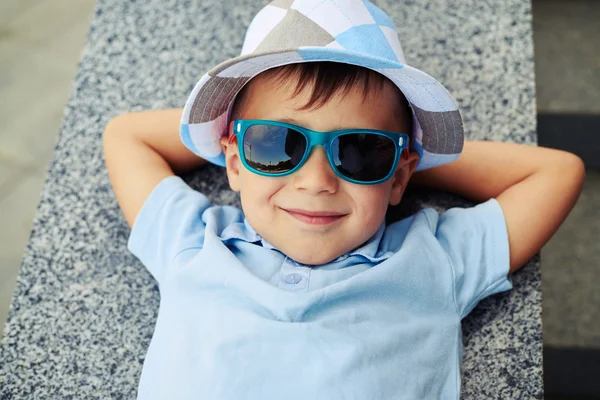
[389,150,420,206]
[219,133,241,192]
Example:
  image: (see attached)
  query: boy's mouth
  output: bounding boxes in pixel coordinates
[281,208,347,225]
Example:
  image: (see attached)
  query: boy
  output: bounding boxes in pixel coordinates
[103,0,584,398]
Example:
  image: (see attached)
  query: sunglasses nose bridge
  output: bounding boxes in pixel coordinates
[299,132,340,181]
[304,130,332,156]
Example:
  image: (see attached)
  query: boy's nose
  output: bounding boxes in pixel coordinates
[292,147,339,194]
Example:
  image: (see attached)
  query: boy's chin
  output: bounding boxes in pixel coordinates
[282,246,345,266]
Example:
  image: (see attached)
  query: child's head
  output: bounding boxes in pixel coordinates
[219,62,420,265]
[180,0,465,265]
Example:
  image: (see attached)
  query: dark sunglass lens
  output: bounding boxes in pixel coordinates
[332,133,396,182]
[243,125,306,173]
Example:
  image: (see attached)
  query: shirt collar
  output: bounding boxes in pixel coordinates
[219,217,393,265]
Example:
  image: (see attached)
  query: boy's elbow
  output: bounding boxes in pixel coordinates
[103,114,139,164]
[104,114,130,140]
[571,153,585,177]
[559,151,586,186]
[551,151,586,215]
[103,115,121,146]
[103,114,138,155]
[541,148,585,179]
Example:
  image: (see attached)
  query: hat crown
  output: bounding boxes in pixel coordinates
[181,0,464,172]
[241,0,406,64]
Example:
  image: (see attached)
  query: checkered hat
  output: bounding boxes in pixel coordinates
[180,0,464,171]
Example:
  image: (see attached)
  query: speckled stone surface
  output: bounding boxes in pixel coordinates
[0,0,540,398]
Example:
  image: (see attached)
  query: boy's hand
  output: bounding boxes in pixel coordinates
[409,141,585,274]
[103,109,207,228]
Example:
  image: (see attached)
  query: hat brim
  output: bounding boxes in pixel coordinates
[181,47,464,171]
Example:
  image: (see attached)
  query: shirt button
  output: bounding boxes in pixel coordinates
[284,273,303,284]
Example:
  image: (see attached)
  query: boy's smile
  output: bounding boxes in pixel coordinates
[281,207,347,226]
[220,70,419,265]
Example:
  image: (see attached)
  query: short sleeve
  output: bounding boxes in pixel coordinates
[127,175,211,285]
[435,198,513,318]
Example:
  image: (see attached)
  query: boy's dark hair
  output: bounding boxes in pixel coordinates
[230,62,413,136]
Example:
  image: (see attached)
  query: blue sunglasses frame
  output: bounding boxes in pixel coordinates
[230,119,410,185]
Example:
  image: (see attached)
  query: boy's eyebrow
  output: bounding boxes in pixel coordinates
[276,118,400,133]
[276,117,346,131]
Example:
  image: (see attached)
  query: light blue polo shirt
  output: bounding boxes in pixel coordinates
[128,176,512,400]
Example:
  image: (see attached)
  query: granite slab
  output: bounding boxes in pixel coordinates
[0,0,541,398]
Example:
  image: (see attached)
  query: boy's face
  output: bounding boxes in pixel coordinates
[220,72,419,265]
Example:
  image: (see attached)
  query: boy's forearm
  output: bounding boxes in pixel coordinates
[409,141,576,202]
[104,124,176,227]
[103,109,208,227]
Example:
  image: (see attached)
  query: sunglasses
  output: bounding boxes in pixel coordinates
[229,119,410,185]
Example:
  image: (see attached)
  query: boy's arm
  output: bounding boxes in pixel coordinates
[103,108,208,228]
[409,141,585,274]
